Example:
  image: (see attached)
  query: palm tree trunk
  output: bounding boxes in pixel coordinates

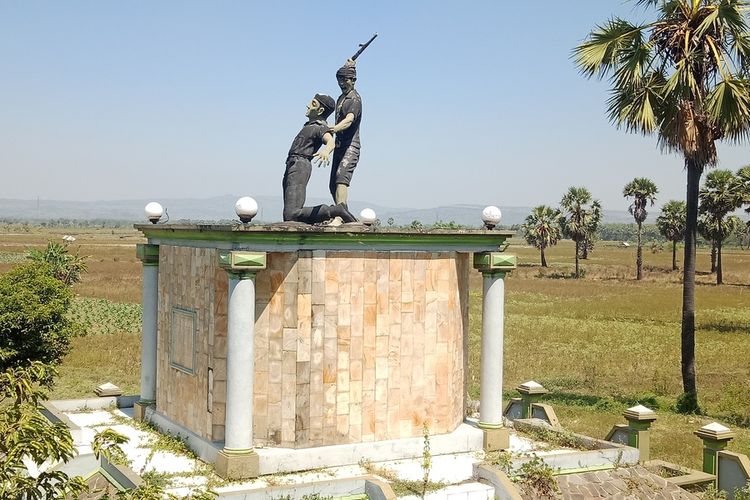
[680,160,701,412]
[672,240,678,271]
[710,243,716,273]
[636,222,643,280]
[541,246,547,267]
[717,240,723,285]
[575,241,580,278]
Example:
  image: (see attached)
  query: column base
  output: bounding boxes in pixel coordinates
[482,427,509,452]
[133,400,154,422]
[216,449,260,479]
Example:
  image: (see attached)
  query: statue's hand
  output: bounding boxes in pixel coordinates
[313,150,331,166]
[345,58,356,66]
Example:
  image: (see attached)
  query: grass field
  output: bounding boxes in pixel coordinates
[2,226,748,471]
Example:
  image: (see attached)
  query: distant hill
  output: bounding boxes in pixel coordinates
[0,196,635,226]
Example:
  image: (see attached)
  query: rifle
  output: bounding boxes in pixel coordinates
[350,33,378,61]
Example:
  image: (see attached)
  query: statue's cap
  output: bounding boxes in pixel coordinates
[314,94,335,117]
[336,63,357,79]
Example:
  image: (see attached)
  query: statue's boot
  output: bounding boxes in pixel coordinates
[330,203,357,223]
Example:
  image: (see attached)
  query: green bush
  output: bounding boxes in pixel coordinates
[27,241,88,286]
[0,263,76,370]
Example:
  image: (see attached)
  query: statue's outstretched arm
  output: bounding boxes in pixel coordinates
[313,132,335,166]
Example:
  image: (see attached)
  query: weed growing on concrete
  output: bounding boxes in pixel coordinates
[483,450,513,475]
[420,421,432,499]
[359,457,446,497]
[514,456,560,499]
[516,425,591,451]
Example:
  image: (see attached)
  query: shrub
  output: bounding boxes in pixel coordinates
[27,241,87,286]
[0,362,88,498]
[0,262,76,370]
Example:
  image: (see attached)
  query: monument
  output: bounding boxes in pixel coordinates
[132,34,517,480]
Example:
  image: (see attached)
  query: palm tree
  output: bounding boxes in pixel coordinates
[574,0,750,412]
[699,169,744,284]
[656,200,687,270]
[581,200,603,260]
[522,206,563,267]
[623,178,659,279]
[560,187,601,278]
[738,165,750,244]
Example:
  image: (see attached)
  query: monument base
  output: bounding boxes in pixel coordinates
[215,449,260,480]
[133,401,153,422]
[482,427,510,452]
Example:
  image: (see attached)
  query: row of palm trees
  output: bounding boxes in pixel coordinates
[522,168,749,284]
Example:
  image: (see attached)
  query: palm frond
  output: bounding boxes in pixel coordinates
[573,19,647,79]
[706,78,750,141]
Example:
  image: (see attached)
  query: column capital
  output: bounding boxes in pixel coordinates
[473,252,516,274]
[695,422,735,447]
[136,243,160,265]
[218,250,267,277]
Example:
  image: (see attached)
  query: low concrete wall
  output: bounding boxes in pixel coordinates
[513,419,638,471]
[220,476,395,500]
[718,451,750,500]
[474,463,523,500]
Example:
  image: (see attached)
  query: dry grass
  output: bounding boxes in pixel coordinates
[0,226,144,302]
[50,333,141,399]
[2,227,749,469]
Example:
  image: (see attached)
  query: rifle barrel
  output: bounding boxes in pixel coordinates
[351,33,378,61]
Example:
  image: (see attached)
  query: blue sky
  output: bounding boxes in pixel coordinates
[1,1,747,212]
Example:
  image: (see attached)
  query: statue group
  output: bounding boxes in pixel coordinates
[281,35,376,225]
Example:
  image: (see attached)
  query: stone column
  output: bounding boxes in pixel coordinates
[216,250,267,480]
[473,252,516,451]
[134,244,159,421]
[695,422,735,477]
[623,405,657,462]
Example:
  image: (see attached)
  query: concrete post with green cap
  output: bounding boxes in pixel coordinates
[472,251,516,451]
[695,422,735,478]
[134,244,159,421]
[215,250,267,480]
[517,381,548,419]
[623,405,657,462]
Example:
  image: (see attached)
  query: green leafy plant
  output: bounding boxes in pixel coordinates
[421,422,432,499]
[515,456,560,499]
[68,297,142,336]
[0,362,88,498]
[27,240,88,286]
[0,262,76,370]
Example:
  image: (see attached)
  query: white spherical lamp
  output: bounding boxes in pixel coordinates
[145,202,164,224]
[481,205,502,229]
[235,196,258,223]
[359,208,377,226]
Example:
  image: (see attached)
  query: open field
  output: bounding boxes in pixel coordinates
[2,226,748,470]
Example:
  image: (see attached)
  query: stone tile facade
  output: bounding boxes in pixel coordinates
[156,247,469,448]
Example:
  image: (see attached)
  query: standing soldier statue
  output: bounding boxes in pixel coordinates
[328,34,377,214]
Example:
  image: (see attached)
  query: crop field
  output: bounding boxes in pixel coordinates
[1,226,748,470]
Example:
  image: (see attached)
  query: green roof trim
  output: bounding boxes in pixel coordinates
[135,224,513,252]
